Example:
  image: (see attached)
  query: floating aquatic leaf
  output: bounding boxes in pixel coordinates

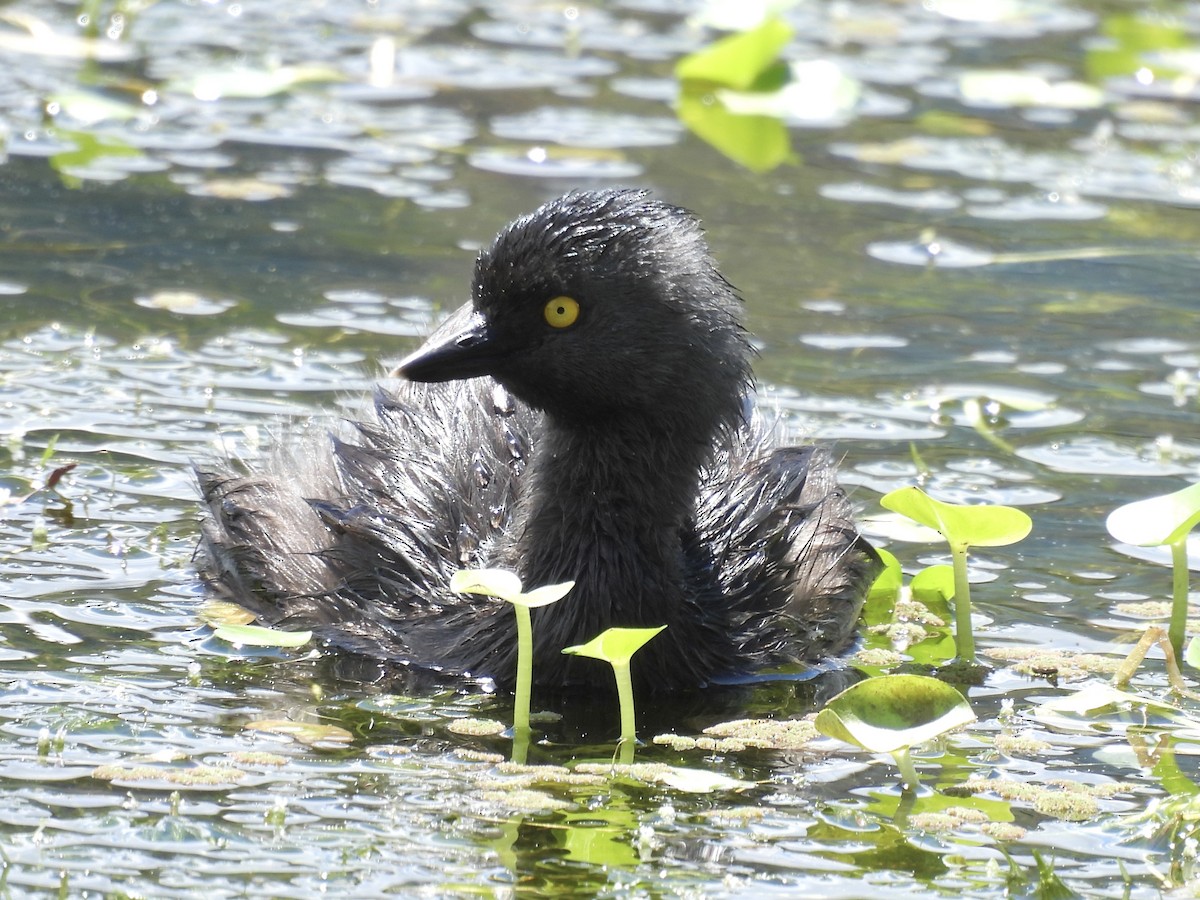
[0,10,136,62]
[50,89,143,126]
[863,547,903,626]
[1085,12,1189,81]
[213,624,312,649]
[50,129,143,188]
[911,565,955,604]
[188,178,294,202]
[815,674,976,755]
[135,290,237,316]
[1031,682,1184,721]
[574,761,753,793]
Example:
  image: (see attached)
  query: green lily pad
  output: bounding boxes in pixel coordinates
[1106,482,1200,547]
[814,674,976,754]
[562,626,667,666]
[213,624,311,649]
[880,486,1032,548]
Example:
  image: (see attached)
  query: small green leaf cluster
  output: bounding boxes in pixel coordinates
[879,486,1032,662]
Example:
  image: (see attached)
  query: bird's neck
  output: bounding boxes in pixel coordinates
[508,411,716,640]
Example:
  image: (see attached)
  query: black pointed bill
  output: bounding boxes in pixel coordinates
[393,309,504,383]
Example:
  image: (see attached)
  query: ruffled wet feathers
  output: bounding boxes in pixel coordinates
[197,189,880,692]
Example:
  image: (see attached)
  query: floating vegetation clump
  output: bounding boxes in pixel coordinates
[446,717,507,738]
[992,733,1054,757]
[476,789,573,814]
[950,776,1131,822]
[701,716,820,750]
[573,762,754,794]
[93,763,248,788]
[981,647,1125,681]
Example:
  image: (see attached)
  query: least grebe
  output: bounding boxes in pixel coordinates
[197,189,880,692]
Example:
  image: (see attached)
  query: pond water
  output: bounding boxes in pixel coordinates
[2,0,1200,895]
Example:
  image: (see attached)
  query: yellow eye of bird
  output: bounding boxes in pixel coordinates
[543,296,580,329]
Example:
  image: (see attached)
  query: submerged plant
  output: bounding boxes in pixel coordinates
[814,674,976,792]
[880,487,1032,661]
[450,569,574,741]
[563,626,666,762]
[1106,481,1200,660]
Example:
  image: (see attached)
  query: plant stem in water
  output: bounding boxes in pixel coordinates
[1170,538,1191,660]
[893,748,921,793]
[950,542,975,661]
[613,660,636,747]
[513,604,533,734]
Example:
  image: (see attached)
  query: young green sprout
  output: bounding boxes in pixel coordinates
[1107,481,1200,660]
[814,674,976,792]
[563,626,666,761]
[880,487,1032,661]
[450,569,574,743]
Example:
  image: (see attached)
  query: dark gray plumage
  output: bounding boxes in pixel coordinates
[196,189,880,692]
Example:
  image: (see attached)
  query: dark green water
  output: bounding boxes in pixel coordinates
[1,0,1199,895]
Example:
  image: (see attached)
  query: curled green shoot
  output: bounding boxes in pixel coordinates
[880,487,1032,662]
[450,568,574,750]
[1107,481,1200,661]
[563,625,666,761]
